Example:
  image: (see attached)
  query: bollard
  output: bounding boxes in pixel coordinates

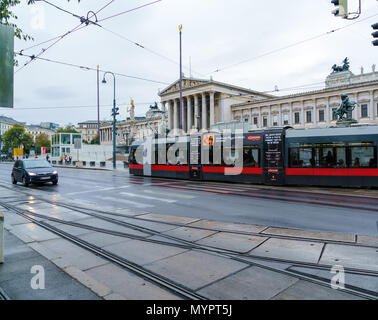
[0,212,4,263]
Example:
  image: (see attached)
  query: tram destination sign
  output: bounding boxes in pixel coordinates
[0,24,14,108]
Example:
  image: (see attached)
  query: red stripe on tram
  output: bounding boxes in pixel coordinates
[129,164,143,170]
[152,165,190,172]
[202,166,263,174]
[286,168,378,176]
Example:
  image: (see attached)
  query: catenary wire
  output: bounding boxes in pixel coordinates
[14,52,170,85]
[15,0,117,74]
[206,12,378,75]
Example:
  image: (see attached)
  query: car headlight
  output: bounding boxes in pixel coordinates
[53,171,58,175]
[28,172,36,176]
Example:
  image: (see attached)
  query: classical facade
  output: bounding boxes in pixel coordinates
[100,106,166,148]
[77,120,100,143]
[158,78,273,132]
[231,69,378,128]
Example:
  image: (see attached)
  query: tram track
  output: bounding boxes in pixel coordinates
[1,199,377,300]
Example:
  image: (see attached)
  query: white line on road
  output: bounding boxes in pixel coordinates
[143,189,196,199]
[120,192,177,203]
[65,185,130,196]
[102,196,154,208]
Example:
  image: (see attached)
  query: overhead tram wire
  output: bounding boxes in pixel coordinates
[14,52,170,85]
[15,0,116,74]
[97,0,162,22]
[207,12,378,75]
[98,26,206,78]
[8,101,155,111]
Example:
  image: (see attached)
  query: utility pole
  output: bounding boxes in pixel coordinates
[179,24,183,130]
[97,65,101,145]
[102,72,119,169]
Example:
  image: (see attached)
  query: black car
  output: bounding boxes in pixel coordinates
[12,159,59,186]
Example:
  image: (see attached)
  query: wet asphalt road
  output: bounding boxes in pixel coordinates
[0,163,377,236]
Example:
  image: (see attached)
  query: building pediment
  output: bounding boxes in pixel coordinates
[159,78,210,96]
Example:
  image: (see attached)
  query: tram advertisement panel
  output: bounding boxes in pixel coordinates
[263,129,285,185]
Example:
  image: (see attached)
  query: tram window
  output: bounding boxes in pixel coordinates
[335,148,347,168]
[243,146,259,167]
[350,146,376,168]
[316,147,336,168]
[289,148,314,168]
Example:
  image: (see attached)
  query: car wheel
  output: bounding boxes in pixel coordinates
[22,176,29,187]
[12,175,17,184]
[52,180,58,185]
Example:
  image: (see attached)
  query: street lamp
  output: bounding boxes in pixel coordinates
[102,71,119,169]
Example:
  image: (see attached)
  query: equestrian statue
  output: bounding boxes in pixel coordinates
[333,94,359,122]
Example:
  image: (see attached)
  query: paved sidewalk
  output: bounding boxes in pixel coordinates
[0,230,100,300]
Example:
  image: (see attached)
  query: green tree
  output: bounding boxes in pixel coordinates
[36,132,51,154]
[90,135,99,145]
[1,124,33,154]
[56,125,79,133]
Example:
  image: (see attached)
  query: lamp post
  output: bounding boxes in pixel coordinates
[102,71,119,169]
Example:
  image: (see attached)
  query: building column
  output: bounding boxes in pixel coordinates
[194,94,200,131]
[313,100,317,125]
[209,91,215,127]
[258,107,262,128]
[174,99,179,129]
[268,107,271,128]
[289,103,293,125]
[183,98,187,132]
[326,98,330,124]
[370,91,375,120]
[167,101,172,130]
[301,102,305,126]
[202,93,207,130]
[187,96,192,131]
[278,105,282,126]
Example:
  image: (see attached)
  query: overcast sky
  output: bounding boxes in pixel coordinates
[1,0,377,127]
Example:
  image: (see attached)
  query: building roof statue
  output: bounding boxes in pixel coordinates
[332,57,350,73]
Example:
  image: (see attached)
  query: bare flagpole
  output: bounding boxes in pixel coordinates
[179,24,183,130]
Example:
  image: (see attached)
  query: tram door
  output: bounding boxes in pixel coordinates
[263,129,285,185]
[189,134,201,180]
[143,137,153,177]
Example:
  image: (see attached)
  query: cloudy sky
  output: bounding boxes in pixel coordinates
[1,0,377,126]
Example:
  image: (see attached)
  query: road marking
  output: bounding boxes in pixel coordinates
[144,189,196,199]
[65,185,130,196]
[102,196,154,208]
[120,192,177,203]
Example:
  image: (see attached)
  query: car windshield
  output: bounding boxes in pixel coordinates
[23,160,52,169]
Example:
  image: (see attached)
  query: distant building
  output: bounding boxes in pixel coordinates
[25,125,55,142]
[231,69,378,129]
[159,63,378,132]
[100,104,166,151]
[40,122,60,131]
[77,120,99,143]
[0,116,24,135]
